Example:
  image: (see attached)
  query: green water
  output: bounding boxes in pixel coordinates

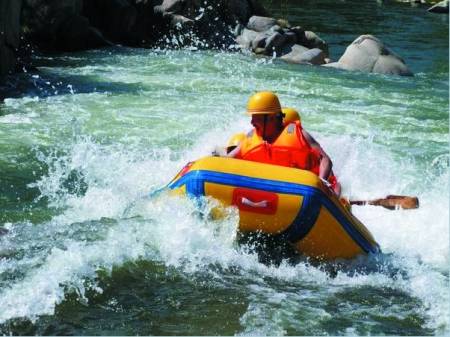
[0,0,448,335]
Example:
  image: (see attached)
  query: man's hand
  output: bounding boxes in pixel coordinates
[211,146,226,157]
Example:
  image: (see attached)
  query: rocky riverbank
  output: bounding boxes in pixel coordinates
[2,0,445,80]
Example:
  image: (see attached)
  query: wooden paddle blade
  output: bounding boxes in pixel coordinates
[350,195,419,210]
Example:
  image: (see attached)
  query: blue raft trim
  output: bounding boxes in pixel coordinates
[168,170,379,254]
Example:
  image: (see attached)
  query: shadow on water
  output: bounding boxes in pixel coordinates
[0,260,250,336]
[0,250,435,336]
[236,231,419,286]
[0,70,146,103]
[0,46,153,102]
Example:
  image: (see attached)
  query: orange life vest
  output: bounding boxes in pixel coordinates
[236,122,320,173]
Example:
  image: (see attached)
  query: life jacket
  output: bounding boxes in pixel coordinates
[236,122,320,173]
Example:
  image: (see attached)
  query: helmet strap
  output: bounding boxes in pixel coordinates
[262,114,268,140]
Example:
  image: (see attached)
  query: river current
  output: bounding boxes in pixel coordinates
[0,0,448,335]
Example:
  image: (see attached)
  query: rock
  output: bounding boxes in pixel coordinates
[236,28,260,49]
[428,0,449,13]
[283,31,298,45]
[251,32,270,50]
[276,18,290,29]
[323,35,413,76]
[247,0,269,18]
[265,32,287,56]
[57,14,111,51]
[0,0,22,76]
[225,0,253,25]
[247,16,277,32]
[153,0,269,48]
[372,54,413,75]
[280,45,325,65]
[297,48,326,65]
[280,44,310,63]
[83,0,142,44]
[300,30,329,57]
[21,0,111,51]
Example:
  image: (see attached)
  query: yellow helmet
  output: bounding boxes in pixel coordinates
[246,91,282,115]
[226,132,246,150]
[282,107,301,124]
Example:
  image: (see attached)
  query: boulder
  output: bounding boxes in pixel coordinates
[298,30,329,57]
[280,44,309,63]
[251,32,270,50]
[265,32,287,56]
[323,35,413,76]
[57,14,111,51]
[428,0,449,13]
[280,45,326,65]
[21,0,111,51]
[236,28,260,49]
[153,0,268,48]
[0,0,22,76]
[247,16,277,32]
[83,0,158,45]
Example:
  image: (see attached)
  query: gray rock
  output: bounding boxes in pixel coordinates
[251,32,270,50]
[373,54,413,75]
[280,44,310,63]
[428,0,449,13]
[247,16,277,32]
[268,24,283,34]
[301,30,329,57]
[323,35,413,76]
[236,28,260,49]
[280,45,325,65]
[153,0,270,48]
[297,48,326,65]
[0,0,22,76]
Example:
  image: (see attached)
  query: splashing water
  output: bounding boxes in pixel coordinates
[0,4,448,334]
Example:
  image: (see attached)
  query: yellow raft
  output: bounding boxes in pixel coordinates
[167,156,380,260]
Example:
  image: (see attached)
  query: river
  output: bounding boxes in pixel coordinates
[0,0,448,335]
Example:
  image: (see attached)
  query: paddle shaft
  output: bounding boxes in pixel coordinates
[349,195,419,210]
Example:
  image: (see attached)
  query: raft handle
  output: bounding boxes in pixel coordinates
[241,197,268,208]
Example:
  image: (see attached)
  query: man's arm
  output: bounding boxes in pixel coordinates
[302,129,332,180]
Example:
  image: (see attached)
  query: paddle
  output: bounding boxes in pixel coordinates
[349,195,419,210]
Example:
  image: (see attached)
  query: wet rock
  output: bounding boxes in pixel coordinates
[153,0,267,48]
[83,0,163,46]
[299,30,329,57]
[251,32,270,50]
[282,47,325,65]
[0,0,22,76]
[236,28,260,49]
[265,32,287,56]
[323,35,413,76]
[21,0,110,51]
[280,44,310,63]
[428,0,449,13]
[283,31,298,45]
[247,16,277,32]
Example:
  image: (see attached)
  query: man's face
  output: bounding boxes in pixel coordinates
[251,114,278,137]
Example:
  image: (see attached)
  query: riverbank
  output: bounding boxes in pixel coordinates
[1,0,447,82]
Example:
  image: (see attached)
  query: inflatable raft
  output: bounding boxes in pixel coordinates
[167,156,380,260]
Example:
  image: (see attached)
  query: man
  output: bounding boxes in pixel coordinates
[227,91,341,195]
